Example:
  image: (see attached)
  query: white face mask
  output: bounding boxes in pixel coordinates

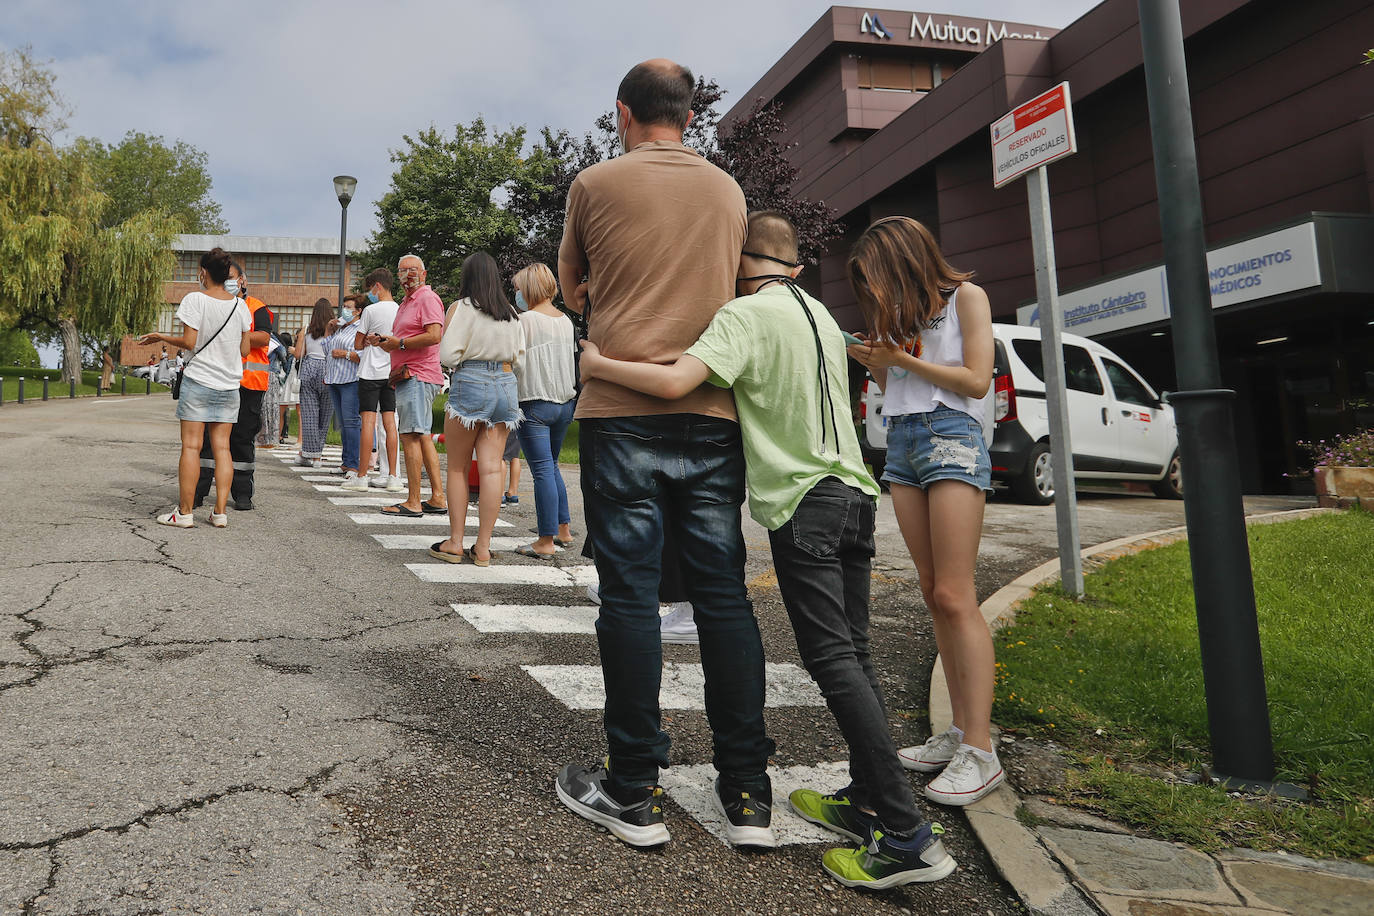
[617,109,629,154]
[224,278,240,295]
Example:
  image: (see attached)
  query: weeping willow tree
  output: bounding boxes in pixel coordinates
[0,143,177,383]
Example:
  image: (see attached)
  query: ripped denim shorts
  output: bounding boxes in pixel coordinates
[882,406,993,493]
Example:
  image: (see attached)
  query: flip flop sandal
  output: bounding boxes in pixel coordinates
[429,541,465,563]
[515,544,557,560]
[464,547,493,567]
[421,500,449,515]
[553,536,575,548]
[380,503,424,517]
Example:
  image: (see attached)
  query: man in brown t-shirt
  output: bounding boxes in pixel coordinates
[553,59,776,851]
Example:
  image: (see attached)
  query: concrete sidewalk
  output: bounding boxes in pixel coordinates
[937,509,1374,916]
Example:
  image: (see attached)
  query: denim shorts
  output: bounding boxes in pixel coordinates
[175,375,240,424]
[882,406,993,492]
[394,377,439,435]
[446,361,522,430]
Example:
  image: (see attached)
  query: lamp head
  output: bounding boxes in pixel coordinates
[333,175,358,207]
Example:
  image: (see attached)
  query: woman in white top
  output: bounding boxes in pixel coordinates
[431,252,526,566]
[291,299,336,466]
[846,217,1003,807]
[138,247,252,529]
[510,263,577,558]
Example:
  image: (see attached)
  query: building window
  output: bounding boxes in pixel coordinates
[172,252,199,282]
[278,255,304,284]
[267,257,282,283]
[304,259,319,284]
[246,255,269,284]
[318,257,339,285]
[857,57,933,92]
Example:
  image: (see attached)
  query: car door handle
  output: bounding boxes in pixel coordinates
[1101,407,1109,425]
[1121,409,1133,417]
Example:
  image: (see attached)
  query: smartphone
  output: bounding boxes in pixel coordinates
[842,331,864,346]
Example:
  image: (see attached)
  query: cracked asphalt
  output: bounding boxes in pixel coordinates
[0,396,1311,915]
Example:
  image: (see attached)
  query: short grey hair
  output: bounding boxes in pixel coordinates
[398,254,426,270]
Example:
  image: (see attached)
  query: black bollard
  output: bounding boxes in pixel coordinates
[43,377,49,401]
[70,378,77,399]
[145,375,151,395]
[18,377,25,404]
[121,375,126,395]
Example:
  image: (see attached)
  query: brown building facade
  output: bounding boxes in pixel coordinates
[726,1,1374,492]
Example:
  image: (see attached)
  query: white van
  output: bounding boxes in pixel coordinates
[859,325,1182,504]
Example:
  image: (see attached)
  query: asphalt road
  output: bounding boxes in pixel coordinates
[0,395,1311,915]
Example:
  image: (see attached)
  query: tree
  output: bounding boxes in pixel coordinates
[367,118,553,300]
[708,98,840,265]
[497,127,602,282]
[0,45,69,149]
[74,131,228,232]
[0,325,40,367]
[0,145,178,384]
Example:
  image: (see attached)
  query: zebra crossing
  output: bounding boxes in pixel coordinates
[271,443,849,846]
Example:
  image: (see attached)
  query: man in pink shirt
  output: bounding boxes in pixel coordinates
[373,254,449,517]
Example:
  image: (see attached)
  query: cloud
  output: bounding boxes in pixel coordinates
[4,0,1099,240]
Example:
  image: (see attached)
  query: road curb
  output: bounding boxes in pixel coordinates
[933,505,1338,915]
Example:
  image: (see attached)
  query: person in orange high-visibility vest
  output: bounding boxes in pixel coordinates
[195,260,273,511]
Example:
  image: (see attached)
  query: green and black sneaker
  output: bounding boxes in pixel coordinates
[788,787,879,844]
[822,823,958,890]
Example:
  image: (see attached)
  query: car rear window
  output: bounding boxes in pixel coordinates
[1011,339,1105,395]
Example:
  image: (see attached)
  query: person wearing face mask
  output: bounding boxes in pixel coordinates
[553,59,775,851]
[192,260,274,512]
[325,294,367,488]
[137,247,253,528]
[355,267,403,491]
[374,254,449,517]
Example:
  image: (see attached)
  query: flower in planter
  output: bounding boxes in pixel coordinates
[1297,428,1374,470]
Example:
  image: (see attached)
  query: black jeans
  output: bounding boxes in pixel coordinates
[768,477,923,833]
[196,387,263,505]
[580,415,774,795]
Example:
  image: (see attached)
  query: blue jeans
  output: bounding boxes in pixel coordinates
[580,415,775,795]
[518,398,575,536]
[327,380,361,471]
[768,477,923,834]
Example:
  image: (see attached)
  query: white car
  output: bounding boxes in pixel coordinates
[860,325,1182,504]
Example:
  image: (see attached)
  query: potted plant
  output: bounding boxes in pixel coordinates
[1300,428,1374,507]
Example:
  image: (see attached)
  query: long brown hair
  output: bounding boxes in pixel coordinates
[307,299,334,339]
[846,217,973,344]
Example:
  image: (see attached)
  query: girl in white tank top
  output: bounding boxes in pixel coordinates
[845,216,1005,807]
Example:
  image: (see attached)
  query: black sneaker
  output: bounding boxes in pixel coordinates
[233,498,253,511]
[713,776,777,848]
[555,762,670,847]
[822,823,957,889]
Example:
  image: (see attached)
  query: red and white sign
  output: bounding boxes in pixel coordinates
[991,82,1077,188]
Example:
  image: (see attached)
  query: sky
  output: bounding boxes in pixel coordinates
[4,0,1099,244]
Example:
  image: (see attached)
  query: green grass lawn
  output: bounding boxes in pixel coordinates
[993,508,1374,860]
[0,372,161,402]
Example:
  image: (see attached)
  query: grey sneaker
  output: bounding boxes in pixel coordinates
[555,762,670,847]
[898,727,963,773]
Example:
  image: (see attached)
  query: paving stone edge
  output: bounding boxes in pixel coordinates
[935,506,1341,915]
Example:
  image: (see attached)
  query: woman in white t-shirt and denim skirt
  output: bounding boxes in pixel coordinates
[138,247,252,529]
[846,217,1005,807]
[430,252,525,567]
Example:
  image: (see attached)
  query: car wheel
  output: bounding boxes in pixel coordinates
[1011,441,1055,505]
[1152,450,1183,499]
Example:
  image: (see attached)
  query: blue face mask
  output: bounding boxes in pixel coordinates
[366,291,379,304]
[514,289,529,312]
[223,278,240,295]
[339,308,354,322]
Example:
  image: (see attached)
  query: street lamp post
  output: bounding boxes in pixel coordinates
[333,176,357,314]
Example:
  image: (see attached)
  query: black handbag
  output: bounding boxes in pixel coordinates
[172,298,240,399]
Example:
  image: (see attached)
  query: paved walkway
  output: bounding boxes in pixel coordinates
[938,511,1374,916]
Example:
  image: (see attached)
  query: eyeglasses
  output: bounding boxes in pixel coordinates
[397,265,421,274]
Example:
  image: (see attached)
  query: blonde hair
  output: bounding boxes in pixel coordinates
[847,216,972,343]
[512,262,558,305]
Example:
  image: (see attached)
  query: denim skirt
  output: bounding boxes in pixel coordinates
[446,360,522,430]
[175,375,240,423]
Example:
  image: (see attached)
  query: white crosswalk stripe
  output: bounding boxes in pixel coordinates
[314,484,428,494]
[407,563,596,587]
[451,603,599,634]
[659,762,853,847]
[521,662,824,710]
[350,513,513,527]
[373,535,559,552]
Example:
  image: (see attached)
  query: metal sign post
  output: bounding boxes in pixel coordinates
[991,82,1084,597]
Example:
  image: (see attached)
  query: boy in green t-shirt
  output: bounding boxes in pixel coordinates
[578,211,954,890]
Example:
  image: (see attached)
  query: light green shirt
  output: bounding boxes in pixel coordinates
[685,284,880,530]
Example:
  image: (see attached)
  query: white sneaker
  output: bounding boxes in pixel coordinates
[210,512,228,528]
[586,584,601,606]
[340,471,369,491]
[922,745,1005,806]
[310,459,322,468]
[368,474,389,488]
[156,508,193,528]
[659,601,699,645]
[383,475,405,492]
[898,727,963,773]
